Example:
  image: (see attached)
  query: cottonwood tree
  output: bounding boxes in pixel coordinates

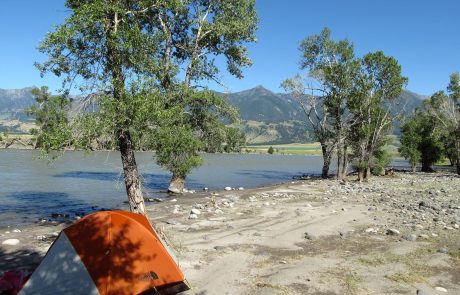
[145,0,258,192]
[281,75,335,178]
[282,28,358,178]
[36,0,182,214]
[348,51,407,181]
[400,111,445,172]
[424,74,460,174]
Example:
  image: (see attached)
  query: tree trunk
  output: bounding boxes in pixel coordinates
[411,163,416,173]
[118,130,146,215]
[342,145,348,177]
[320,142,331,179]
[336,144,344,180]
[364,166,371,181]
[168,173,185,194]
[357,169,364,182]
[421,162,433,172]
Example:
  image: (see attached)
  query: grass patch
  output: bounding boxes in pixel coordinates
[384,272,425,284]
[247,143,322,156]
[358,256,386,267]
[449,249,460,261]
[254,281,292,294]
[344,272,364,295]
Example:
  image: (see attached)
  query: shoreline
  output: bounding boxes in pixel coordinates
[1,172,459,294]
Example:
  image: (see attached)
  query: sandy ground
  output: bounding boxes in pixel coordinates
[1,172,459,295]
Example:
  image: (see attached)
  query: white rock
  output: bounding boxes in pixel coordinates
[238,187,244,190]
[5,231,10,234]
[365,228,377,233]
[189,213,198,219]
[434,287,447,292]
[215,209,223,214]
[12,229,21,233]
[386,228,400,235]
[2,239,20,245]
[170,198,177,202]
[191,208,201,215]
[224,187,232,191]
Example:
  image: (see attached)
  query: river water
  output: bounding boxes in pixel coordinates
[0,150,409,227]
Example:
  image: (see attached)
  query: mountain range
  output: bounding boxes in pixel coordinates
[0,86,426,144]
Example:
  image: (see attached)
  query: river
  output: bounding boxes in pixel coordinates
[0,150,409,227]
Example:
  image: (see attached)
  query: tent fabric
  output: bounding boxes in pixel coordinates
[19,211,189,295]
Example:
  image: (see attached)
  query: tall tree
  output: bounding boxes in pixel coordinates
[36,0,176,214]
[348,51,407,181]
[399,113,423,172]
[282,28,358,179]
[424,74,460,174]
[146,0,258,192]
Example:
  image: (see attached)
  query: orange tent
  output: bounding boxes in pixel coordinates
[19,211,190,295]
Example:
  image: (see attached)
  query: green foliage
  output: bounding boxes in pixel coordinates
[399,115,423,168]
[348,51,407,178]
[27,87,72,153]
[400,112,445,171]
[371,146,392,175]
[154,125,203,179]
[224,127,246,152]
[35,0,258,190]
[423,77,460,173]
[267,146,274,154]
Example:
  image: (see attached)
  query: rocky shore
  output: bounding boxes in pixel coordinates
[1,172,459,294]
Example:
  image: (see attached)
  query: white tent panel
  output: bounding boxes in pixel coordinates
[18,233,99,295]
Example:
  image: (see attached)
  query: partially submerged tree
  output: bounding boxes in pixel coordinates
[348,51,407,181]
[146,0,258,192]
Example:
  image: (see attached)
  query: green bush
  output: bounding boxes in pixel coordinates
[267,146,274,154]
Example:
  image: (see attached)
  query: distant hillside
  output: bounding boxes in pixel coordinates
[224,86,425,143]
[0,86,426,143]
[224,85,305,122]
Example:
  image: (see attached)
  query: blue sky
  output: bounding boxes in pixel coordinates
[1,0,459,96]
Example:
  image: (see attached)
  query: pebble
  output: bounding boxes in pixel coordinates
[191,208,201,215]
[2,239,20,245]
[386,228,400,236]
[189,213,198,219]
[224,187,232,191]
[238,187,244,190]
[416,289,430,295]
[437,247,448,254]
[170,199,177,202]
[165,220,177,225]
[365,228,377,233]
[12,229,21,233]
[404,234,417,241]
[434,287,447,292]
